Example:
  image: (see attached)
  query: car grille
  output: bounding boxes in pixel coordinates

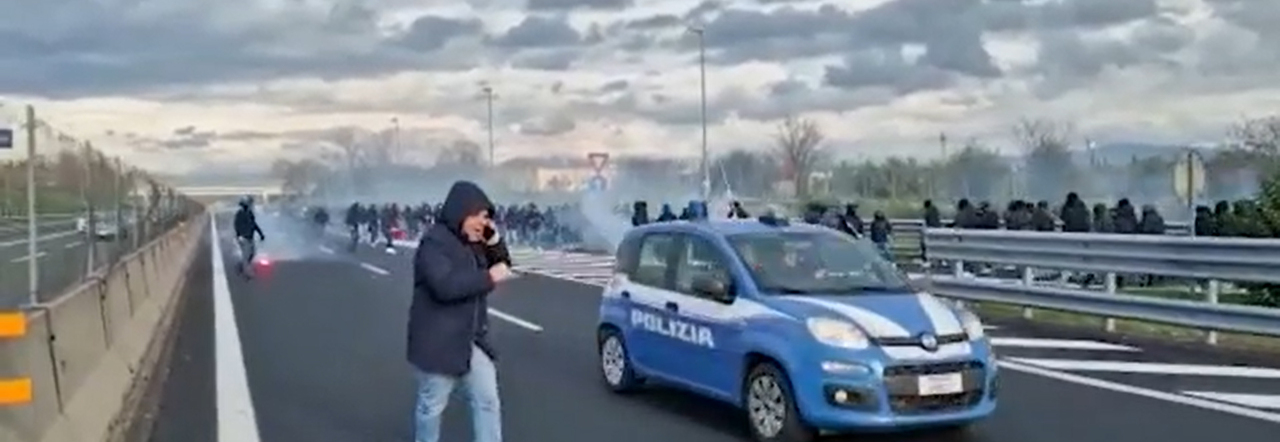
[883,361,986,414]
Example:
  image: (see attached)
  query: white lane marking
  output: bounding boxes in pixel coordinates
[64,241,83,249]
[999,360,1280,424]
[1007,358,1280,378]
[210,217,264,442]
[10,251,47,263]
[0,228,79,248]
[990,338,1140,352]
[360,262,390,275]
[318,246,334,254]
[1182,392,1280,410]
[488,308,544,332]
[983,325,999,331]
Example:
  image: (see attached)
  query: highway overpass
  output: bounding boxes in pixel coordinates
[174,185,286,205]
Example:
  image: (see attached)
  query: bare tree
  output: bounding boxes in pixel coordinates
[1012,118,1076,201]
[1231,116,1280,157]
[773,115,826,198]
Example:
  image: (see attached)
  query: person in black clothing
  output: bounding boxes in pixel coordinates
[868,211,893,260]
[655,204,676,222]
[1138,205,1165,235]
[1059,192,1091,232]
[1030,201,1056,231]
[845,203,865,235]
[727,201,750,219]
[1092,204,1114,233]
[1112,199,1138,234]
[952,199,976,228]
[233,196,266,277]
[407,180,513,442]
[631,201,650,226]
[922,200,941,228]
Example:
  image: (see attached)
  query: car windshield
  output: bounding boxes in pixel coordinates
[727,230,910,295]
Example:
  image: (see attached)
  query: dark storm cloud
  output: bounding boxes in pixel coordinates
[526,0,632,11]
[491,16,582,48]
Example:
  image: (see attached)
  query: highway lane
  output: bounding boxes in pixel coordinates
[0,228,133,307]
[126,220,1280,442]
[0,217,78,242]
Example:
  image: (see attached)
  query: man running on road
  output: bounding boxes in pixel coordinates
[233,196,266,278]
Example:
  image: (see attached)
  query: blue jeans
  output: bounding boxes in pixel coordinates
[413,345,502,442]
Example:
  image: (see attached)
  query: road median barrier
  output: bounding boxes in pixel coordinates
[0,211,208,442]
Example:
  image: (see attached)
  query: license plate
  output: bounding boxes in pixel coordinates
[917,373,964,396]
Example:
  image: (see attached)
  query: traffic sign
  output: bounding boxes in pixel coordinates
[1173,150,1206,202]
[587,152,609,174]
[0,128,12,149]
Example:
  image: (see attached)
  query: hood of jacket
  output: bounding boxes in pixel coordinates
[439,180,495,238]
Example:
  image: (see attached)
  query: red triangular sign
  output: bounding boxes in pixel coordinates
[588,152,609,172]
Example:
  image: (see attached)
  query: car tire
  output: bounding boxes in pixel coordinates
[744,362,815,442]
[597,328,642,393]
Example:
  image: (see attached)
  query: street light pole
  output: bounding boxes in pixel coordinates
[482,86,496,169]
[689,27,710,201]
[24,105,38,306]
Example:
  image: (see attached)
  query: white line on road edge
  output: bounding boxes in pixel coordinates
[64,241,82,249]
[488,308,544,332]
[360,262,390,275]
[318,246,334,254]
[10,251,47,263]
[989,338,1140,352]
[999,359,1280,424]
[1006,358,1280,378]
[210,217,264,442]
[0,229,79,248]
[1181,391,1280,410]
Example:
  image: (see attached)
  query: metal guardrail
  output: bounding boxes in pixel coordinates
[921,228,1280,342]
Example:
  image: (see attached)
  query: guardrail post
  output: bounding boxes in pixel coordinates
[1021,267,1035,320]
[1205,280,1221,345]
[1104,272,1117,333]
[953,260,964,278]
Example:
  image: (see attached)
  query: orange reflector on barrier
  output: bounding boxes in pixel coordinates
[0,378,32,405]
[0,312,24,338]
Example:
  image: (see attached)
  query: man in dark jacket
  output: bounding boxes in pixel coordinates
[408,181,513,442]
[233,196,265,277]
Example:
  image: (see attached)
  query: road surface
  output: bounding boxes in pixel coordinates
[129,215,1280,441]
[0,224,133,307]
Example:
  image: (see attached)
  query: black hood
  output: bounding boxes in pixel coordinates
[439,180,494,237]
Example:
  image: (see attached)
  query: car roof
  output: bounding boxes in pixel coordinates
[625,218,827,239]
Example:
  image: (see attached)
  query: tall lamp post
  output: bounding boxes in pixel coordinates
[687,26,709,201]
[481,86,497,169]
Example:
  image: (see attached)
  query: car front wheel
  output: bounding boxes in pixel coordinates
[598,328,642,393]
[744,362,815,442]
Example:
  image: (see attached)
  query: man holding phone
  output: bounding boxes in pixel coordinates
[407,180,514,442]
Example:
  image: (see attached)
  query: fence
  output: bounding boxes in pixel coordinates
[922,228,1280,343]
[0,102,200,309]
[0,208,206,442]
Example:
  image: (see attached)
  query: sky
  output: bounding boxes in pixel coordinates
[0,0,1279,179]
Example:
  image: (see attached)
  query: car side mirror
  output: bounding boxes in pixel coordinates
[692,275,734,303]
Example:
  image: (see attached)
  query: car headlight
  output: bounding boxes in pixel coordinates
[955,307,985,340]
[806,318,869,349]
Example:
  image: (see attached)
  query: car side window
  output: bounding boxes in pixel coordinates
[632,233,676,289]
[674,235,732,298]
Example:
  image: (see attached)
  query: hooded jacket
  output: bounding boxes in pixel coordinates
[407,181,509,376]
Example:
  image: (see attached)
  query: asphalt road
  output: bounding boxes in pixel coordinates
[125,215,1280,442]
[0,225,134,307]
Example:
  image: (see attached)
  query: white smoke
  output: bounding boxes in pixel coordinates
[579,190,631,253]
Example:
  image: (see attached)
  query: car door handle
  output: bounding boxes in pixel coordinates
[620,291,631,299]
[665,302,679,312]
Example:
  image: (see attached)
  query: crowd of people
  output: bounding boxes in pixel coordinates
[307,201,588,251]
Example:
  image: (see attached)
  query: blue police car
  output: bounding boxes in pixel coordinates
[595,216,997,442]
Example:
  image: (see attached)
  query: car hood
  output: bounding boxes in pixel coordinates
[764,291,965,338]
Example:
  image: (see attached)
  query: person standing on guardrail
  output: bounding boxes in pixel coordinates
[408,180,514,442]
[233,196,266,278]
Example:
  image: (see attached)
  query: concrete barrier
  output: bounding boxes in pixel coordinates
[0,211,208,442]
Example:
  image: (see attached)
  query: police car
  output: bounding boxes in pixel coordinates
[596,216,996,442]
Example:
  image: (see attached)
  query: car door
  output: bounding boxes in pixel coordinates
[620,232,681,378]
[666,233,744,397]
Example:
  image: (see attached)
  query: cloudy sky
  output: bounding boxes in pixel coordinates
[0,0,1278,177]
